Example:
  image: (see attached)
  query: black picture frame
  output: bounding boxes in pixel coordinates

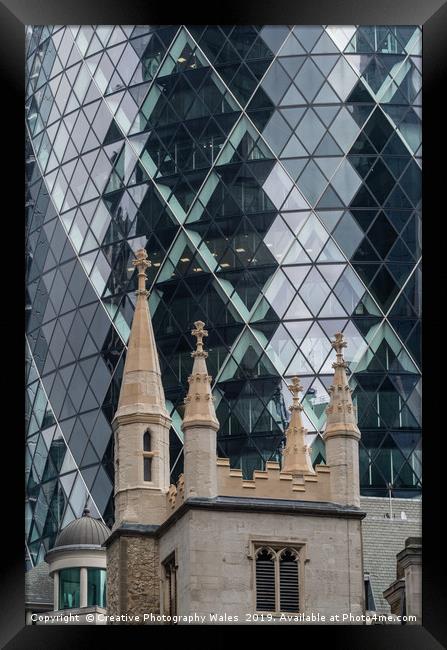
[2,1,446,647]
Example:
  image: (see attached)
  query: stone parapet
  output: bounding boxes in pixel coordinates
[167,459,331,513]
[217,458,331,501]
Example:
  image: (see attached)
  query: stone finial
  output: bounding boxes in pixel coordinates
[191,320,208,358]
[114,249,169,420]
[281,376,315,477]
[132,248,151,296]
[288,376,303,405]
[323,333,360,440]
[181,321,219,432]
[332,331,348,368]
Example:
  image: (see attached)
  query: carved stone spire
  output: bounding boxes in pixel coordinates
[323,332,360,438]
[323,332,361,507]
[282,377,315,476]
[111,249,171,527]
[114,249,169,420]
[182,321,219,431]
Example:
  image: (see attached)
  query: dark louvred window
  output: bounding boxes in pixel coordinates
[279,549,299,612]
[255,548,275,611]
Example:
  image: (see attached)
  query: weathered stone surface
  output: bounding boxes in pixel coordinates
[106,535,160,623]
[216,461,331,502]
[282,377,315,477]
[159,508,364,622]
[183,425,217,498]
[106,537,120,618]
[325,435,361,508]
[323,333,361,508]
[114,417,170,526]
[112,249,171,527]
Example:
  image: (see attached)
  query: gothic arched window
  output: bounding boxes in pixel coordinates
[279,548,299,612]
[255,545,300,613]
[255,547,275,611]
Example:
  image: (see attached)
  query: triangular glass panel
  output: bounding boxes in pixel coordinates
[296,160,328,206]
[262,270,295,318]
[293,26,324,52]
[282,265,310,288]
[283,293,312,320]
[282,239,312,265]
[280,84,306,106]
[314,83,341,104]
[286,348,314,375]
[346,80,374,103]
[314,132,344,156]
[278,33,305,56]
[281,134,308,158]
[316,186,344,209]
[318,293,348,317]
[298,267,331,316]
[314,157,343,181]
[317,238,346,262]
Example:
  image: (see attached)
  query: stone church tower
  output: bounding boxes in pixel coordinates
[106,249,171,617]
[105,250,365,624]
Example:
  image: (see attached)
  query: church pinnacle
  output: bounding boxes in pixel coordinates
[322,332,361,507]
[282,377,315,476]
[114,249,168,420]
[182,321,219,432]
[323,332,360,438]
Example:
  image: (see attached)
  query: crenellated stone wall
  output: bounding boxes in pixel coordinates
[166,460,332,514]
[216,459,331,501]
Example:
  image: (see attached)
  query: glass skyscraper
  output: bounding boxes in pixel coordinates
[25,25,422,568]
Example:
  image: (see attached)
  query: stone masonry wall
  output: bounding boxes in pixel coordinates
[159,508,364,623]
[106,535,160,623]
[360,496,422,615]
[106,538,120,617]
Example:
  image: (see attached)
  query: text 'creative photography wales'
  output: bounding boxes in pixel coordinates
[25,25,422,626]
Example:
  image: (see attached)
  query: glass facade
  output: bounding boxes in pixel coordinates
[25,25,422,568]
[59,567,80,609]
[87,568,107,608]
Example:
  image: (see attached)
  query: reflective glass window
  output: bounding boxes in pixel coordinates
[87,568,107,608]
[59,567,80,609]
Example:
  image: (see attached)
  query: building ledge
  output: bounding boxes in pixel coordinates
[104,496,365,546]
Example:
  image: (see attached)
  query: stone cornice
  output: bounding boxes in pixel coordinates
[323,425,361,440]
[45,544,106,563]
[112,411,171,429]
[103,496,365,547]
[180,418,219,431]
[103,523,159,547]
[397,545,422,569]
[383,578,406,602]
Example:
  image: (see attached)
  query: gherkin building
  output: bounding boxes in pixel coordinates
[25,25,422,568]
